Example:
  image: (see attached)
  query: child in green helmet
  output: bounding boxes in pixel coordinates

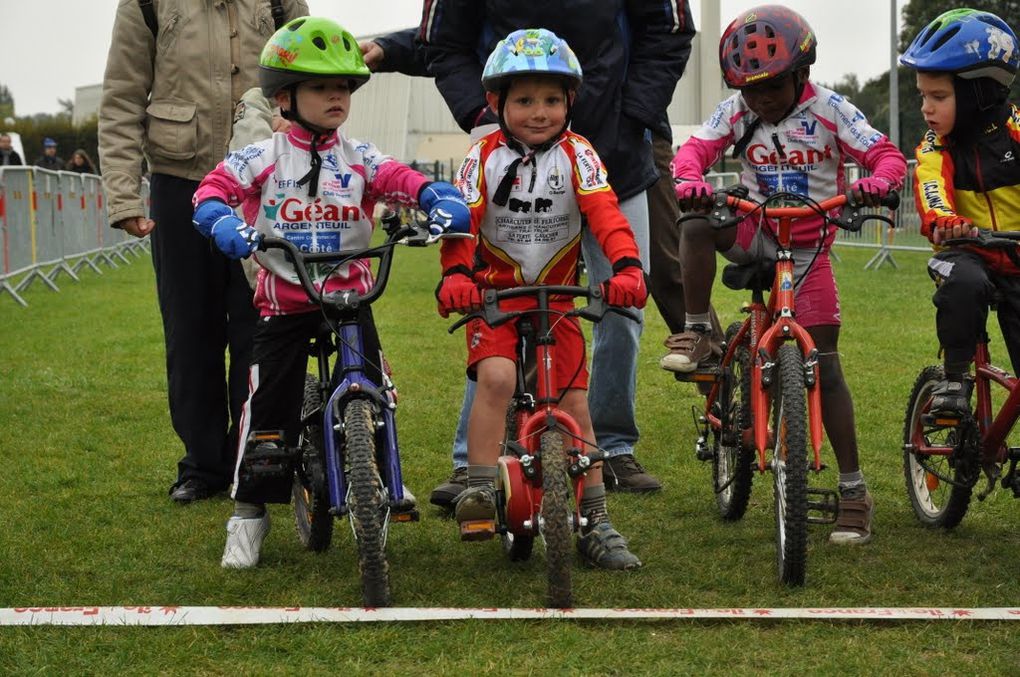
[192,16,470,569]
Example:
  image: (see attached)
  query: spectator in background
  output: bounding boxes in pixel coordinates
[65,148,97,174]
[420,1,696,502]
[0,133,22,166]
[98,0,309,504]
[34,138,63,170]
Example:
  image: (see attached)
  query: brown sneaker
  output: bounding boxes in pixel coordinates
[829,489,874,545]
[660,328,721,373]
[604,454,662,493]
[429,466,468,508]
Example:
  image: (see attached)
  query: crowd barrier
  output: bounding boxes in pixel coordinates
[0,167,149,307]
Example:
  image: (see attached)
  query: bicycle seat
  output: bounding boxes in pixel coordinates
[722,260,776,292]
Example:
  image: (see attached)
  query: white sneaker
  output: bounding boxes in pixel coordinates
[221,514,271,569]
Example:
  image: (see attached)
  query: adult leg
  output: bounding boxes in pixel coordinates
[428,378,473,508]
[149,174,254,500]
[583,191,660,492]
[646,133,686,334]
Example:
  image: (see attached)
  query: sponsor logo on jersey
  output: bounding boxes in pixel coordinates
[746,143,833,167]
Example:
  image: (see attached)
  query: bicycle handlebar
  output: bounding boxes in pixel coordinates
[942,229,1020,269]
[258,212,432,311]
[680,186,900,233]
[447,284,641,335]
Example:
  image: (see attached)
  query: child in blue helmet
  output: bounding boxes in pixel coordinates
[192,17,470,569]
[438,28,647,570]
[901,9,1020,415]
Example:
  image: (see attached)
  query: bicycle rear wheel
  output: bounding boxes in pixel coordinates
[293,374,334,552]
[902,366,975,528]
[344,398,391,607]
[772,344,808,586]
[714,322,755,520]
[540,431,572,608]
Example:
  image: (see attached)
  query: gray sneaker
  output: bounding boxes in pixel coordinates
[604,454,662,493]
[221,514,271,569]
[454,485,497,541]
[429,467,468,508]
[577,521,642,570]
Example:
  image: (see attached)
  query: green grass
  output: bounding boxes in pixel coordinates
[1,245,1019,674]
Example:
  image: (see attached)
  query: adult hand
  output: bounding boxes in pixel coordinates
[115,216,156,238]
[359,40,384,72]
[437,273,481,317]
[931,215,978,245]
[211,216,261,259]
[602,265,648,308]
[674,179,714,213]
[849,177,892,208]
[271,114,291,133]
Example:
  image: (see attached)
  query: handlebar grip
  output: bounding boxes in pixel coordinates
[880,190,900,211]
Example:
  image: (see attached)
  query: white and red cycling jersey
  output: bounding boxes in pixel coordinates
[194,125,427,316]
[441,128,639,289]
[672,81,906,248]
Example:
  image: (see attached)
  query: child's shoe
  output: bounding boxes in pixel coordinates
[454,485,496,541]
[660,327,721,373]
[829,488,874,545]
[576,521,642,570]
[929,379,971,417]
[221,514,271,569]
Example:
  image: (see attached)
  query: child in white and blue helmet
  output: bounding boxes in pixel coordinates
[901,9,1020,417]
[438,28,647,573]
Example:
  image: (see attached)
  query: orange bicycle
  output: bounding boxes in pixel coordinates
[682,186,898,585]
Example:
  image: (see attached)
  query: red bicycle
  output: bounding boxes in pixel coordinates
[682,187,898,585]
[903,230,1020,527]
[450,285,637,608]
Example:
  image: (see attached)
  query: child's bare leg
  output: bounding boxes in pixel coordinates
[560,389,641,569]
[457,357,515,535]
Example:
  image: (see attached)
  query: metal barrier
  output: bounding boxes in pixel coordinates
[0,167,147,307]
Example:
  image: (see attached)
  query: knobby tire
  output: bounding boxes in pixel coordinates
[772,344,808,586]
[293,374,334,551]
[714,322,755,520]
[541,431,572,608]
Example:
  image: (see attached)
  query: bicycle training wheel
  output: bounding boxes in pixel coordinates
[714,322,755,520]
[293,374,334,552]
[771,343,809,586]
[344,398,391,607]
[902,366,975,528]
[500,401,535,562]
[540,431,573,608]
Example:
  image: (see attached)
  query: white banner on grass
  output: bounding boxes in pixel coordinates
[2,606,1019,626]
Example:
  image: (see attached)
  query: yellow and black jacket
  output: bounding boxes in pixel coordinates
[913,103,1020,271]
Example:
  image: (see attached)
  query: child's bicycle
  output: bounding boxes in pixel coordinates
[680,186,899,585]
[449,285,638,608]
[902,229,1020,528]
[258,213,432,607]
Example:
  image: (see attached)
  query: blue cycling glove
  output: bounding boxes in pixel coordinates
[418,181,472,243]
[194,198,261,259]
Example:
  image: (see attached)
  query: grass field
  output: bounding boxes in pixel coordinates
[1,244,1018,674]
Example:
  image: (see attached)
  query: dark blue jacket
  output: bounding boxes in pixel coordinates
[375,27,430,78]
[419,0,695,200]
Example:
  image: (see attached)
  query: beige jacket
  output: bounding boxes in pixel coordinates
[98,0,308,225]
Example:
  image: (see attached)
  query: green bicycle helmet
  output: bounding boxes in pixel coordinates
[259,17,371,97]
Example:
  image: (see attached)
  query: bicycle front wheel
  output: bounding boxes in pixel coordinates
[714,322,755,520]
[293,374,334,552]
[772,344,808,587]
[540,431,572,608]
[344,398,391,607]
[902,366,975,528]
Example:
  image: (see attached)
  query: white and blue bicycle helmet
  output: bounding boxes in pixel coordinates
[900,8,1018,87]
[481,28,583,92]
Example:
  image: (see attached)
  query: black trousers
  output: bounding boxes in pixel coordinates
[930,248,1020,374]
[647,133,686,334]
[233,307,384,504]
[149,173,257,490]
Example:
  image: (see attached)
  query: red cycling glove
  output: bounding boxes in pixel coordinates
[602,262,648,309]
[929,214,977,245]
[437,272,482,318]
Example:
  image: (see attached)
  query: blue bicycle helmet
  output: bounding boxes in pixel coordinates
[481,28,583,92]
[900,8,1018,87]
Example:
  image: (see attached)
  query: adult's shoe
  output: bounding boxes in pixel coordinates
[429,466,468,508]
[604,454,662,493]
[169,478,218,504]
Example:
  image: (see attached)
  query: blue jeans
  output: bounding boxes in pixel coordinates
[451,191,650,467]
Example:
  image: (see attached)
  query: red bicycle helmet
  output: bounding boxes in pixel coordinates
[720,5,817,88]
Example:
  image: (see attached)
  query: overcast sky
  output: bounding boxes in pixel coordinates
[2,0,906,117]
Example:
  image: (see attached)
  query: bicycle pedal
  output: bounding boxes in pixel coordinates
[806,488,838,525]
[389,507,419,523]
[459,520,496,541]
[672,366,721,384]
[922,413,963,427]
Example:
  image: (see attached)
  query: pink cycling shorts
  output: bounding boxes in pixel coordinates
[725,220,841,327]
